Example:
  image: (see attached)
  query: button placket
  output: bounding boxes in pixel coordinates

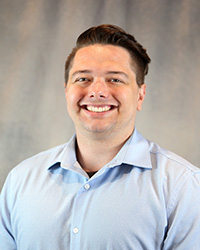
[71,181,92,245]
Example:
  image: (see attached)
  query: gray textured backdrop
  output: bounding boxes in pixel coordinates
[0,0,200,190]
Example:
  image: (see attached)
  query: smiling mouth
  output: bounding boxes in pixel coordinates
[81,105,115,113]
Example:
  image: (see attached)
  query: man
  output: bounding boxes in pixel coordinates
[0,24,200,249]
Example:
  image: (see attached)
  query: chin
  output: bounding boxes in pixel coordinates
[84,123,116,134]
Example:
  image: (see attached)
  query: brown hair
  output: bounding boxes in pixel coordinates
[65,24,151,86]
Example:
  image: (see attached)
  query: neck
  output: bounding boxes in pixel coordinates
[76,129,133,172]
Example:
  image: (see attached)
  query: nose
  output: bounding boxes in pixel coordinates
[88,79,109,99]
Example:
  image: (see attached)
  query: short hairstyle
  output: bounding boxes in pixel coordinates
[65,24,151,86]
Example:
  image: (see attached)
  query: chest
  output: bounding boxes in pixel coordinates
[12,167,167,249]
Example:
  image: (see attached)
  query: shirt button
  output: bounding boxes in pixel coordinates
[73,227,79,234]
[84,183,90,190]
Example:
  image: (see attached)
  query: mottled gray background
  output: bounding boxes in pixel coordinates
[0,0,200,190]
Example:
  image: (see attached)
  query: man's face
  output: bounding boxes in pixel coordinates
[65,44,146,138]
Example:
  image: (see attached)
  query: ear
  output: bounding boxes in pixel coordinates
[137,84,146,111]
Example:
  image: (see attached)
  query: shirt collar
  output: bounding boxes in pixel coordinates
[48,128,152,171]
[116,128,152,169]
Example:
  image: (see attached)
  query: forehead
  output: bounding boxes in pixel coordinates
[70,44,134,73]
[75,44,130,58]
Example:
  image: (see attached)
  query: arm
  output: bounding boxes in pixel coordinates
[0,173,17,250]
[163,173,200,249]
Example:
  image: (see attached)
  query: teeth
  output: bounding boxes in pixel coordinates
[87,106,111,112]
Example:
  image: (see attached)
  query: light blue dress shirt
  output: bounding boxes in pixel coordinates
[1,129,200,250]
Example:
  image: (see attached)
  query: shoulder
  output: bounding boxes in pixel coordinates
[148,140,200,174]
[2,135,77,192]
[1,143,69,197]
[10,143,67,176]
[144,139,200,221]
[132,129,199,174]
[148,141,200,182]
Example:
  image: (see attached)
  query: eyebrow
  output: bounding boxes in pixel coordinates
[71,70,92,78]
[71,70,129,79]
[105,71,129,79]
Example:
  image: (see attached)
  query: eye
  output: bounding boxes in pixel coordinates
[75,77,89,82]
[108,78,124,84]
[110,78,121,82]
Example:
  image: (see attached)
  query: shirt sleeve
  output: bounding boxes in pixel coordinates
[163,172,200,249]
[0,172,17,250]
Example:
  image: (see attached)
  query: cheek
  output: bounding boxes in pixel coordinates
[117,89,138,108]
[66,91,80,120]
[66,87,83,109]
